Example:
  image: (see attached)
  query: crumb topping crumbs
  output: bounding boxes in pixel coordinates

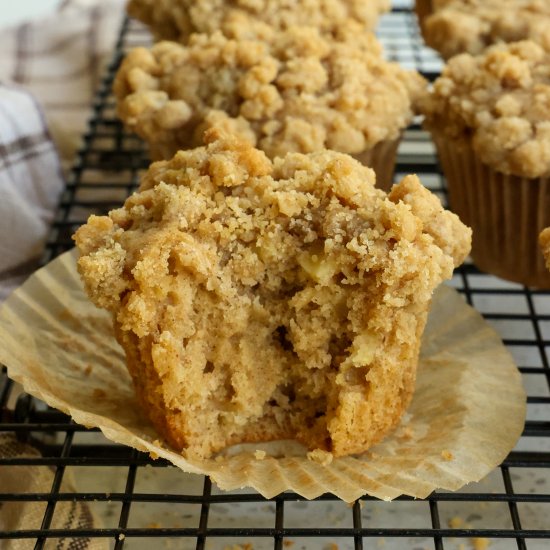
[114,28,425,160]
[127,0,391,43]
[420,40,550,178]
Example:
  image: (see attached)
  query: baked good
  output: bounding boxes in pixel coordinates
[421,0,550,59]
[420,40,550,287]
[114,29,425,190]
[540,228,550,271]
[74,130,471,460]
[127,0,391,44]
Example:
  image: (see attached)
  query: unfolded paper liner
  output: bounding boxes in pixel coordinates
[0,250,525,503]
[433,134,550,288]
[351,137,401,193]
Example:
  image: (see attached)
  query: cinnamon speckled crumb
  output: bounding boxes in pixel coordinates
[74,130,470,460]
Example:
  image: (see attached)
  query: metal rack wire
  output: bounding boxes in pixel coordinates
[1,3,549,549]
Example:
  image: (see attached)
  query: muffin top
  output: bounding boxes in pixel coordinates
[74,129,470,333]
[423,0,550,59]
[420,40,550,178]
[114,28,425,158]
[127,0,391,43]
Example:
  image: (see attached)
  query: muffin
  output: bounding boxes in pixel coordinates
[127,0,391,44]
[421,0,550,59]
[114,28,426,190]
[420,40,550,287]
[539,228,550,271]
[73,130,471,460]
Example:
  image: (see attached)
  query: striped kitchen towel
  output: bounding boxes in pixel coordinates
[0,0,124,300]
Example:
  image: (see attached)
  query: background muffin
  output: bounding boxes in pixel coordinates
[74,130,471,460]
[421,0,550,59]
[114,28,425,190]
[127,0,391,44]
[420,40,550,287]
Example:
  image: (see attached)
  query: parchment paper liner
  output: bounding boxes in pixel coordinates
[433,134,550,288]
[0,250,525,503]
[351,137,401,193]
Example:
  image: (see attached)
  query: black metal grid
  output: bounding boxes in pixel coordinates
[1,3,550,549]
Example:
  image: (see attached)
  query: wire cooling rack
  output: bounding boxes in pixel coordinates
[1,2,550,549]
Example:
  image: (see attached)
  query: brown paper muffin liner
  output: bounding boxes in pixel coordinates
[351,138,401,192]
[0,250,525,502]
[433,135,550,288]
[414,0,433,34]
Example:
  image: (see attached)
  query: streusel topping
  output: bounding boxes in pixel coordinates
[127,0,391,43]
[423,0,550,59]
[74,130,470,459]
[114,28,425,160]
[420,40,550,178]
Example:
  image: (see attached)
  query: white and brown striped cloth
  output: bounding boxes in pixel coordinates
[0,0,124,300]
[0,2,125,547]
[0,434,109,550]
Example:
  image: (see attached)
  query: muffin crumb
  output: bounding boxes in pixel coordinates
[307,449,334,466]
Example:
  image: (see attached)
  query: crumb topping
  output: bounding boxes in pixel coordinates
[423,0,550,59]
[74,131,470,459]
[420,40,550,178]
[114,29,425,160]
[127,0,391,43]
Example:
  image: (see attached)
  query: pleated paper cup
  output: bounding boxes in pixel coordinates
[351,138,401,192]
[414,0,434,34]
[433,134,550,288]
[0,250,525,503]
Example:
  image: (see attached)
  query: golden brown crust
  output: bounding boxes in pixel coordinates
[114,30,425,164]
[420,40,550,179]
[127,0,391,43]
[74,131,471,459]
[423,0,550,59]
